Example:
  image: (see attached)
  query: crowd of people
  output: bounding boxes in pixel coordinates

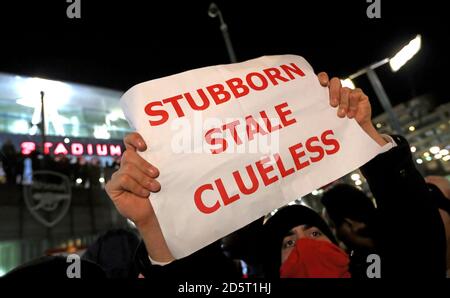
[0,141,120,188]
[3,73,450,279]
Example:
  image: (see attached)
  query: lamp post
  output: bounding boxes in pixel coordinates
[342,35,422,135]
[40,91,46,152]
[208,3,237,63]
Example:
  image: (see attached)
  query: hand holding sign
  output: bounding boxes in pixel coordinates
[111,55,385,259]
[105,133,174,263]
[317,72,387,147]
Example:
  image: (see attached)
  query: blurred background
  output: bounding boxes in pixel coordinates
[0,0,448,276]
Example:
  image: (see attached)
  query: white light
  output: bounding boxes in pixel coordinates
[416,158,423,164]
[312,190,319,196]
[93,125,111,139]
[11,119,29,134]
[376,123,382,128]
[15,77,71,137]
[106,110,126,125]
[31,102,42,125]
[439,149,449,156]
[389,35,422,72]
[16,77,72,108]
[64,138,70,144]
[288,200,296,206]
[76,178,82,184]
[341,78,355,89]
[425,156,432,162]
[408,126,415,132]
[29,125,38,136]
[434,154,442,160]
[429,146,440,154]
[99,177,105,183]
[0,268,5,277]
[443,155,450,161]
[410,146,416,153]
[350,173,360,181]
[423,152,430,158]
[355,180,362,186]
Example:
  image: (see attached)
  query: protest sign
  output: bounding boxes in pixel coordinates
[120,55,383,259]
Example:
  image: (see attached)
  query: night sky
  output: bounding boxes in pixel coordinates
[1,0,449,116]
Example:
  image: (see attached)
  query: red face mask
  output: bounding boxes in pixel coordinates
[280,238,351,278]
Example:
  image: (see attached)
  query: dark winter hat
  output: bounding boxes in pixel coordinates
[82,228,140,278]
[262,205,336,277]
[321,184,376,227]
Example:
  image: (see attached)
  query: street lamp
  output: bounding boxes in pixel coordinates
[208,3,237,63]
[389,35,422,72]
[342,35,422,134]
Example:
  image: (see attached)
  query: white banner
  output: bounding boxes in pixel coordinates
[120,55,383,259]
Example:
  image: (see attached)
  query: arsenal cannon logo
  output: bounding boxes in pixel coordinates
[23,171,72,228]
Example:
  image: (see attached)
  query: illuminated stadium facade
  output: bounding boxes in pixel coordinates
[0,73,133,275]
[0,72,131,140]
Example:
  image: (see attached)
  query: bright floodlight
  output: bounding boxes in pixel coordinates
[341,78,355,89]
[389,35,422,72]
[16,77,72,108]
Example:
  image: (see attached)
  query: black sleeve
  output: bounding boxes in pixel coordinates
[360,135,447,277]
[134,240,241,279]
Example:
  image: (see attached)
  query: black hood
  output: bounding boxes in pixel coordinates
[262,205,336,277]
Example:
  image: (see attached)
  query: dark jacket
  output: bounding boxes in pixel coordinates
[360,135,447,278]
[135,240,241,279]
[135,135,447,278]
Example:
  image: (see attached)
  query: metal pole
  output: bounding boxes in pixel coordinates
[209,3,237,63]
[366,69,403,134]
[40,91,46,152]
[218,16,237,63]
[349,58,389,80]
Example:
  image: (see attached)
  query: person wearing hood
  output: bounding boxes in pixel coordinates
[320,184,377,278]
[105,72,447,278]
[321,176,450,278]
[263,205,351,278]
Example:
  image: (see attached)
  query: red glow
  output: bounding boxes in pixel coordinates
[71,143,84,156]
[54,143,69,155]
[19,141,122,157]
[21,142,36,155]
[109,145,122,156]
[96,144,107,156]
[87,144,94,155]
[44,142,53,155]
